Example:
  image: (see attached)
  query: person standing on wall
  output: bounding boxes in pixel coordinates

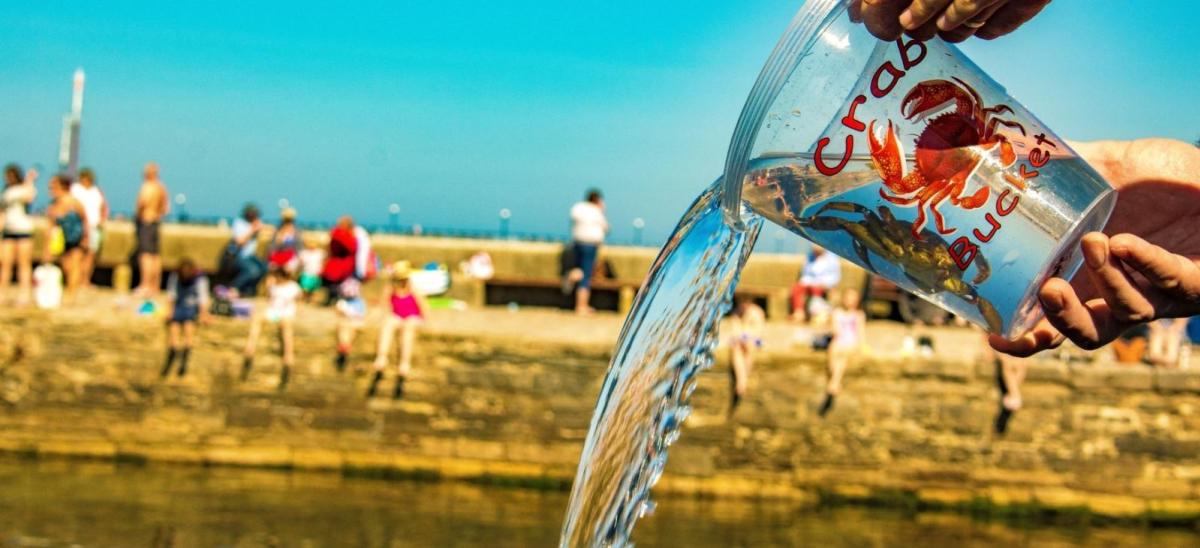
[71,168,107,290]
[1,164,38,306]
[43,174,89,303]
[564,189,608,315]
[134,163,169,296]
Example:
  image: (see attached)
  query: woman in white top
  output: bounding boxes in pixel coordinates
[565,189,608,314]
[242,264,302,389]
[1,165,38,305]
[70,168,107,290]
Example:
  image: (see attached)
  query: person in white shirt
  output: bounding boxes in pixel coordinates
[70,168,107,289]
[1,164,37,305]
[242,265,302,389]
[565,189,608,314]
[791,245,842,323]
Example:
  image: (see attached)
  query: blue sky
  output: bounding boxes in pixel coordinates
[2,1,1196,248]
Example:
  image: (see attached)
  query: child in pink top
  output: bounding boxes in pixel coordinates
[369,261,426,399]
[819,288,866,417]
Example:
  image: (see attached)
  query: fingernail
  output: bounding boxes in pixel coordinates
[899,9,915,29]
[1108,234,1130,256]
[936,13,952,31]
[1040,289,1064,312]
[1083,243,1104,270]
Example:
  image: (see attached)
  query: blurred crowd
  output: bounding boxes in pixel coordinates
[0,161,445,399]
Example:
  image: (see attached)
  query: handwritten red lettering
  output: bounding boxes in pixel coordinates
[841,95,867,132]
[814,135,853,176]
[1018,164,1039,180]
[996,189,1019,216]
[949,237,979,270]
[1029,147,1049,168]
[896,37,926,70]
[871,62,905,98]
[973,213,1001,243]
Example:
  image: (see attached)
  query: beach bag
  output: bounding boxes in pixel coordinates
[33,264,63,309]
[411,263,451,296]
[48,228,65,257]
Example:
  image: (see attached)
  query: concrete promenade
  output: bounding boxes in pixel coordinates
[1,291,1199,526]
[26,218,864,318]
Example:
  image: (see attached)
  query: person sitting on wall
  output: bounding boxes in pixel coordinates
[728,296,765,415]
[991,345,1028,435]
[1147,318,1189,367]
[1111,325,1150,365]
[227,204,266,297]
[321,216,359,305]
[792,245,841,323]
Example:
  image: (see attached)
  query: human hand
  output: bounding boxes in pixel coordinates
[26,168,38,183]
[990,139,1200,356]
[851,0,1051,43]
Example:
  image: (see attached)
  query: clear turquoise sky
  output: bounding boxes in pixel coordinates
[2,1,1196,247]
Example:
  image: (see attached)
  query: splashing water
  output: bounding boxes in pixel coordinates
[559,181,762,547]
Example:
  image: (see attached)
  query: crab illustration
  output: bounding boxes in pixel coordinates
[867,77,1027,239]
[798,201,1002,332]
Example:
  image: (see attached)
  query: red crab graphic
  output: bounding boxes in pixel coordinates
[867,77,1026,239]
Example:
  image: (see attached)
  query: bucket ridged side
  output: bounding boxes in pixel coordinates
[721,0,846,229]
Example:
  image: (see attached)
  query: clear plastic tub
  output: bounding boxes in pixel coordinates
[722,0,1115,337]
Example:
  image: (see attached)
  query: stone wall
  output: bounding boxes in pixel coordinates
[1,305,1197,523]
[32,219,868,318]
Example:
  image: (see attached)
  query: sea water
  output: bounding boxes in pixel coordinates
[559,181,761,547]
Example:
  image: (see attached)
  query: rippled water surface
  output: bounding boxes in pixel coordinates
[1,460,1196,547]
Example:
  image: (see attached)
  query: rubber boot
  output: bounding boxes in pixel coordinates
[818,393,835,417]
[160,348,178,378]
[177,348,191,378]
[367,370,383,397]
[994,406,1013,435]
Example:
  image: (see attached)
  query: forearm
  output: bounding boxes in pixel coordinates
[1072,138,1200,189]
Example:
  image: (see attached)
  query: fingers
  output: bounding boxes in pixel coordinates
[1039,278,1128,350]
[976,0,1050,40]
[848,0,864,23]
[938,1,1006,42]
[904,20,942,41]
[987,318,1063,357]
[900,0,953,30]
[1080,232,1156,322]
[1109,233,1200,310]
[860,0,909,41]
[937,0,1004,30]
